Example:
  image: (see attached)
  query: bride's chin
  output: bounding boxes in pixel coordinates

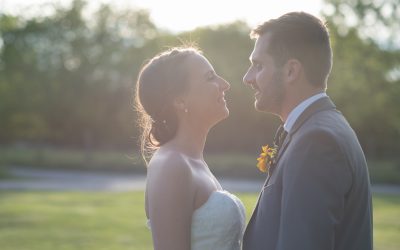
[208,111,229,127]
[218,108,230,121]
[223,108,230,118]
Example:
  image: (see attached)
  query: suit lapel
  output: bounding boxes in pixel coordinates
[274,96,336,164]
[249,97,337,225]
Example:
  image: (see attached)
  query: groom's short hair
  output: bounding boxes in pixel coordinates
[251,12,332,88]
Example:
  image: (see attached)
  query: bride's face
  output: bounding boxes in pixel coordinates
[181,54,230,127]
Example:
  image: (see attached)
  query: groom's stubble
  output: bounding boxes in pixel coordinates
[255,67,285,117]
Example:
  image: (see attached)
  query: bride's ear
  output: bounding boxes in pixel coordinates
[173,96,188,113]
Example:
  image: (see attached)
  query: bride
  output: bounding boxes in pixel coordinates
[135,46,245,250]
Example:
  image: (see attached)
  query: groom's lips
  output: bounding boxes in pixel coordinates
[255,91,261,99]
[251,83,260,91]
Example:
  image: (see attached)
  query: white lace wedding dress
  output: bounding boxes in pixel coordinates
[148,190,246,250]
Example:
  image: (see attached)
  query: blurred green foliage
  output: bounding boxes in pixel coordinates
[1,147,399,184]
[0,146,142,172]
[0,0,399,160]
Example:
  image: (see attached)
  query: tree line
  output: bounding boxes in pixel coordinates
[0,0,399,158]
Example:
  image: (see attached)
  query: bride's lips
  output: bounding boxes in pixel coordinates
[217,93,226,104]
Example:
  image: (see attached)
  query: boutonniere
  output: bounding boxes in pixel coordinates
[257,144,278,173]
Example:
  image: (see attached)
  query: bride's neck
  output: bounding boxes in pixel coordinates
[170,123,209,160]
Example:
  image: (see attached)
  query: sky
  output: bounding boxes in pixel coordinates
[1,0,325,32]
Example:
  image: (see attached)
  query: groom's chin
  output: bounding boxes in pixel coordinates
[255,101,268,113]
[255,99,281,115]
[255,104,278,117]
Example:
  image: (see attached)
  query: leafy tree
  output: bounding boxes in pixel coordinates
[0,0,157,148]
[1,0,399,160]
[323,0,400,156]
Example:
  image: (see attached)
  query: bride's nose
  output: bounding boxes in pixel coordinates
[219,76,230,91]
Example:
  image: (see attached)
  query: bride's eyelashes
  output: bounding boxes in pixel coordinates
[206,71,217,81]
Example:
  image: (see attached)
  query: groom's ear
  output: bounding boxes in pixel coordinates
[284,59,302,84]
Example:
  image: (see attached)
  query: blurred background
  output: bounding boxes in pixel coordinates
[0,0,399,181]
[0,0,399,249]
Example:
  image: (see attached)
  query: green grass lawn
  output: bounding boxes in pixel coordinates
[0,191,398,250]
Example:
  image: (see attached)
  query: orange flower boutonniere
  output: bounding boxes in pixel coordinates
[257,145,278,173]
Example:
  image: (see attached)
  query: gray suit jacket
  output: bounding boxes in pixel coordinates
[243,97,373,250]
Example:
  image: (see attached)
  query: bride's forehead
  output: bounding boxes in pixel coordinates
[187,54,213,72]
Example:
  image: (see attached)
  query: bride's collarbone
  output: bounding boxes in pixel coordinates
[191,164,218,184]
[192,170,222,210]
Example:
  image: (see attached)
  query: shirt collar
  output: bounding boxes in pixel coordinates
[284,92,327,133]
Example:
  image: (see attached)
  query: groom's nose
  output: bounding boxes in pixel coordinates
[243,69,254,86]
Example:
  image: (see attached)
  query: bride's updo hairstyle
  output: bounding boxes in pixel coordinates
[135,46,201,161]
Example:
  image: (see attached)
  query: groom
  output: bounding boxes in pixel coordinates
[242,12,373,250]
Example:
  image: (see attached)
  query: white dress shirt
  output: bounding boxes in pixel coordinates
[283,92,327,133]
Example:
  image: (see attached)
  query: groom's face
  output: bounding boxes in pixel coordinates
[243,33,285,114]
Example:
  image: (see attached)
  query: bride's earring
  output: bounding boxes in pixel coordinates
[173,98,189,115]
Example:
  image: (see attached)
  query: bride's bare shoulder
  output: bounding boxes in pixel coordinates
[147,149,192,179]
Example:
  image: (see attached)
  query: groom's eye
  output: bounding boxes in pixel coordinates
[251,61,262,71]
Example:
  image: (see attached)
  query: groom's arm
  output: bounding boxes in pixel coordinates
[276,129,352,250]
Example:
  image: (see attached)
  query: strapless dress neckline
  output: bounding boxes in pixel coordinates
[147,190,246,250]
